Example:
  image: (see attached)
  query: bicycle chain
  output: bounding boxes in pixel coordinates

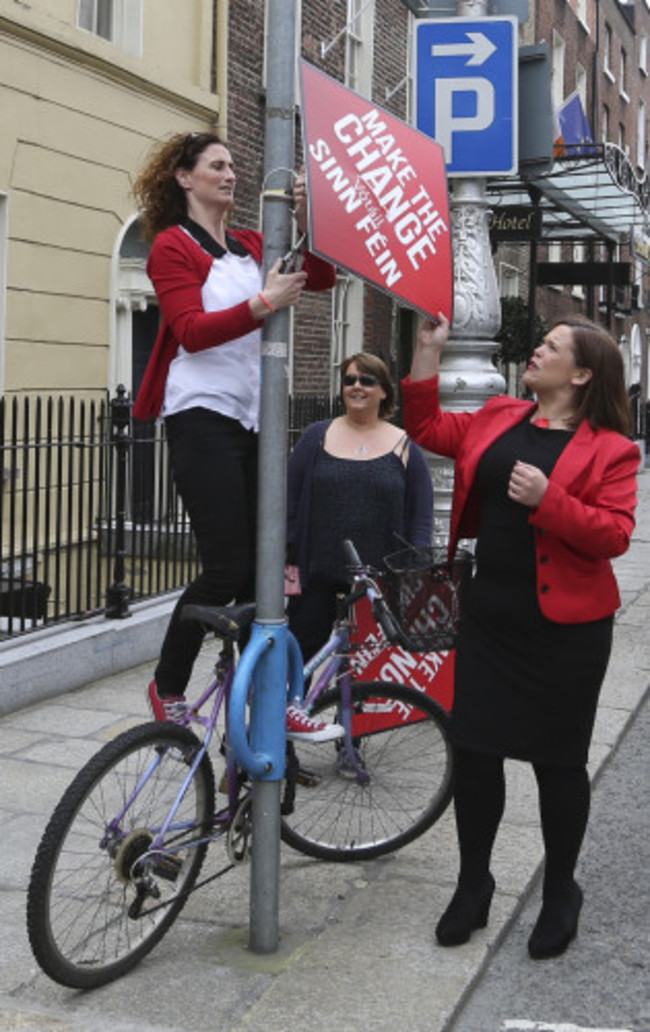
[129,860,237,919]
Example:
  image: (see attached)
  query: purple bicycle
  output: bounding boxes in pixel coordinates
[26,540,455,988]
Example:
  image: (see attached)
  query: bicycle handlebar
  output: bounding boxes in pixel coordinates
[372,597,415,651]
[342,538,416,651]
[342,538,363,569]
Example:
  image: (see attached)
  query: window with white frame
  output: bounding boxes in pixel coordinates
[597,243,615,310]
[345,0,375,95]
[602,102,609,143]
[78,0,112,40]
[498,262,519,297]
[640,33,648,75]
[597,243,624,311]
[547,241,563,289]
[552,31,566,115]
[604,23,614,80]
[638,99,647,171]
[576,63,587,109]
[572,243,585,298]
[620,47,629,100]
[576,0,587,28]
[78,0,143,57]
[634,258,644,311]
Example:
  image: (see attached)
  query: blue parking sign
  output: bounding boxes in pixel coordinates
[415,17,518,176]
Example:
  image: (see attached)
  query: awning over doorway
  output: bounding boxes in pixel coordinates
[486,143,650,245]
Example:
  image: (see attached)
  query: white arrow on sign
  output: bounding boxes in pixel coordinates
[431,32,497,66]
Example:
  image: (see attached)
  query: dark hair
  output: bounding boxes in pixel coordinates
[340,352,396,419]
[132,132,227,243]
[558,316,632,436]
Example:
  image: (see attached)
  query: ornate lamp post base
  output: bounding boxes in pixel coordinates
[431,179,505,544]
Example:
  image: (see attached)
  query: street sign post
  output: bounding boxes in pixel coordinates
[415,16,518,177]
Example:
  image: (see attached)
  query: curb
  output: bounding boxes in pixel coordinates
[0,594,177,716]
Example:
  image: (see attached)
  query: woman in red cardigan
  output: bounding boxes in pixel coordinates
[403,313,638,960]
[132,132,339,742]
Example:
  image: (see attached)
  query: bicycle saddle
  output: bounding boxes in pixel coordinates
[180,602,256,642]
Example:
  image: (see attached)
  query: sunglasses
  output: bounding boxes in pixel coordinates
[342,373,379,388]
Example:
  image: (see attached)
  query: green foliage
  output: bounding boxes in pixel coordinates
[493,296,547,365]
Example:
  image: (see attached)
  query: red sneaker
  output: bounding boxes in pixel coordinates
[286,704,344,743]
[147,680,187,724]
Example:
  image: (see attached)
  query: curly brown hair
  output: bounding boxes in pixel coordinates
[132,132,227,244]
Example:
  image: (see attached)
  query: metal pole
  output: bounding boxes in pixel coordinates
[429,0,506,545]
[249,0,298,954]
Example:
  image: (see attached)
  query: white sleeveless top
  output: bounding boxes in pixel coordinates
[161,244,263,431]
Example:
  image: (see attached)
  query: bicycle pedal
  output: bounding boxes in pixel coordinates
[296,767,321,787]
[335,753,361,780]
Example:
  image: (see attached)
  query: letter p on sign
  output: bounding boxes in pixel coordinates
[435,78,496,164]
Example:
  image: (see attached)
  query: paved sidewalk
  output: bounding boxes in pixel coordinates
[1,473,649,1032]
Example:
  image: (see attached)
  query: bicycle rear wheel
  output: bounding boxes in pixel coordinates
[27,721,215,988]
[281,680,452,861]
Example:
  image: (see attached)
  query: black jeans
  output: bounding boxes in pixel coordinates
[155,407,258,695]
[287,578,348,674]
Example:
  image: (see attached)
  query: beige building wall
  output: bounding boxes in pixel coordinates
[0,0,226,401]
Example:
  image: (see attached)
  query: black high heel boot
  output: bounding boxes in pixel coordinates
[528,881,583,960]
[435,873,496,947]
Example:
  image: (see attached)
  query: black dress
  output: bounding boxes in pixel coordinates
[451,417,613,767]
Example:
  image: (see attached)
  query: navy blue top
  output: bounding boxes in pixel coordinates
[287,419,434,589]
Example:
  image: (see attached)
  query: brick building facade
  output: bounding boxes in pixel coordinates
[490,0,650,418]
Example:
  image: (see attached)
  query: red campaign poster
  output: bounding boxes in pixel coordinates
[349,595,455,714]
[300,59,453,322]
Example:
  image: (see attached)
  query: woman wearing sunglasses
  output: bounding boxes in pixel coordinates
[132,132,338,741]
[286,352,433,666]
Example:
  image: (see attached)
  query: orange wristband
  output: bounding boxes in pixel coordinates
[258,291,275,313]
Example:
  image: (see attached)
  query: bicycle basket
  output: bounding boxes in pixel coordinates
[383,546,474,652]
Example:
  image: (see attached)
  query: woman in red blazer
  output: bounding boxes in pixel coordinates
[132,132,337,741]
[403,313,638,960]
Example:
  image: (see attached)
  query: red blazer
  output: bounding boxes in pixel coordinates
[133,226,336,420]
[402,375,639,623]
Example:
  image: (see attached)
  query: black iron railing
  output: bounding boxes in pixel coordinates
[0,390,339,641]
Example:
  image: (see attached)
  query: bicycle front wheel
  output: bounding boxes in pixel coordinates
[27,721,215,988]
[281,680,452,861]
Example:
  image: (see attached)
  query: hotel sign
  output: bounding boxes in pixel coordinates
[489,205,541,240]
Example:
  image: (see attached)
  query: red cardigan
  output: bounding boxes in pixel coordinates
[133,226,336,420]
[402,375,639,623]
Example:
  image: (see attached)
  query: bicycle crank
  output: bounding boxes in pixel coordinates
[226,796,252,863]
